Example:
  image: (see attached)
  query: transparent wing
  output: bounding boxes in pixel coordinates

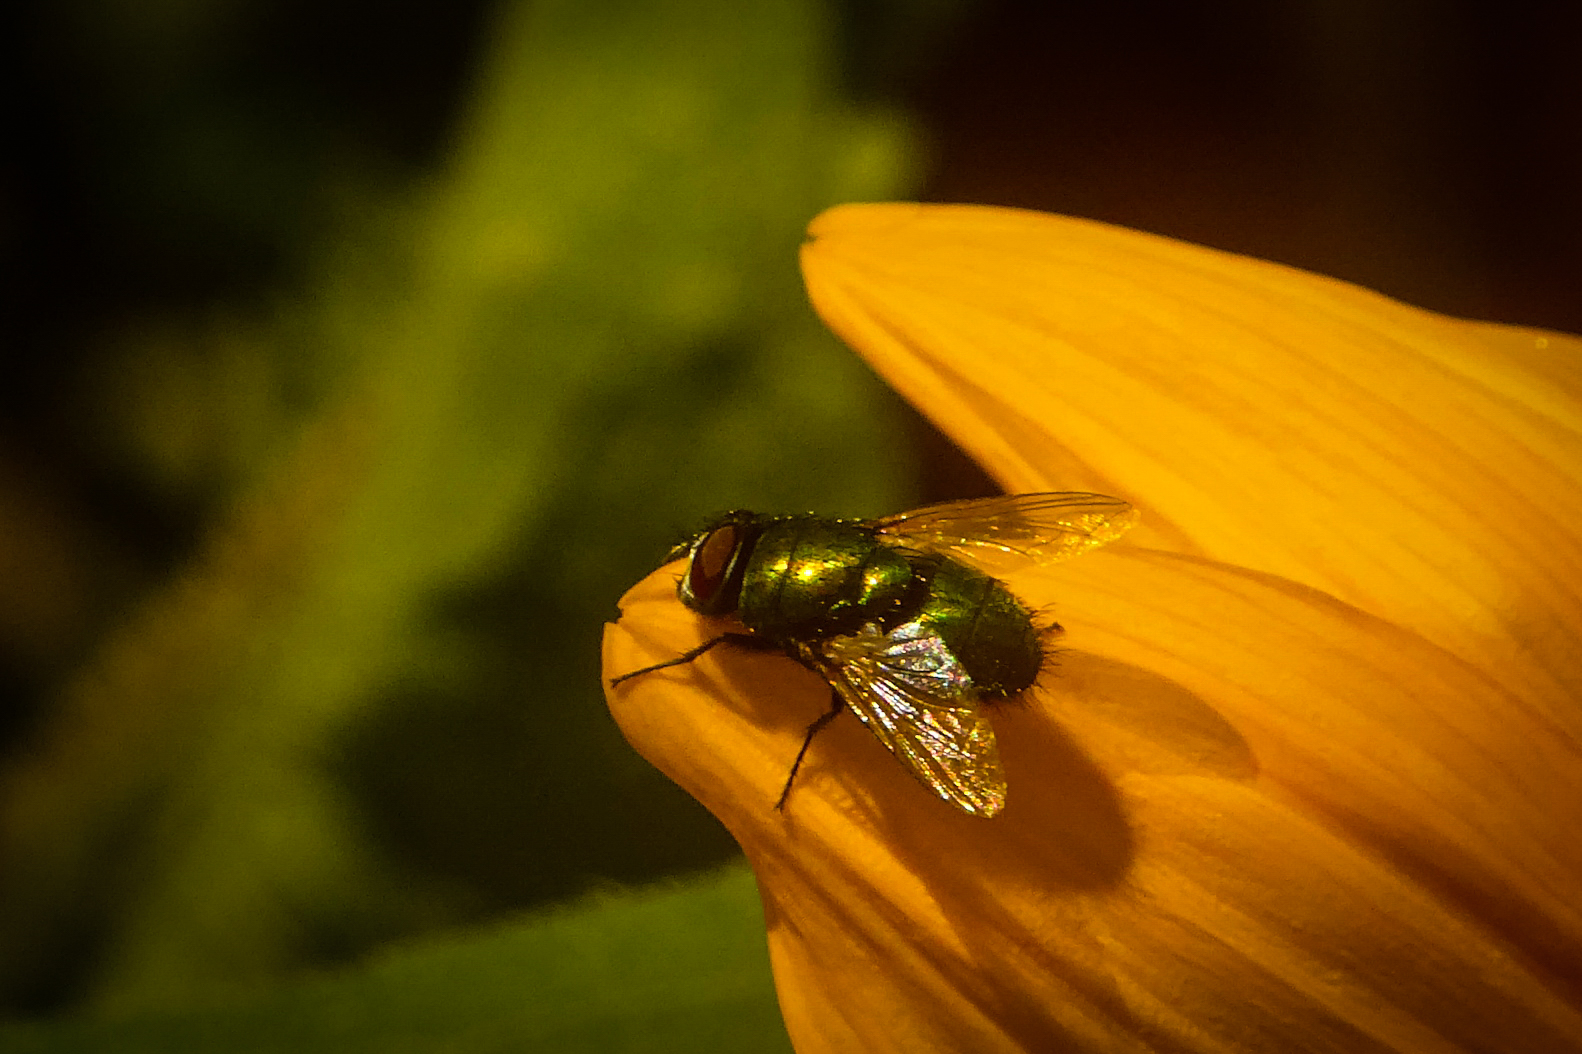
[812,621,1006,816]
[875,491,1136,566]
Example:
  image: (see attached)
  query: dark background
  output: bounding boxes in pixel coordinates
[11,0,1579,570]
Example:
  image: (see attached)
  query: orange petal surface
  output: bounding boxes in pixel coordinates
[801,203,1582,715]
[604,546,1582,1052]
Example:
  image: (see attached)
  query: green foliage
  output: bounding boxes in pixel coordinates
[0,864,792,1053]
[0,0,939,1029]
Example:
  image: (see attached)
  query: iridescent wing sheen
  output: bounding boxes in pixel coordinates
[811,620,1007,817]
[874,491,1136,567]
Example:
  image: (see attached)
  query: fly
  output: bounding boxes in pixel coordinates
[610,492,1136,816]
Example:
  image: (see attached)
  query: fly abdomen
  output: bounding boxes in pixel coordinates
[919,559,1044,698]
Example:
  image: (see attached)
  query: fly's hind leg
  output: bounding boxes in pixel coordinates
[775,689,845,812]
[608,632,774,686]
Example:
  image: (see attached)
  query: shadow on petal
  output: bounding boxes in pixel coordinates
[1038,650,1259,782]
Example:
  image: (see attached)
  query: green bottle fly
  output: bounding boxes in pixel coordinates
[611,493,1135,816]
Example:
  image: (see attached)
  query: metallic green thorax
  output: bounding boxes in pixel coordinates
[736,517,920,638]
[702,513,1043,700]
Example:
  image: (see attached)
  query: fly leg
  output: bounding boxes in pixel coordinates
[608,632,773,686]
[775,689,845,812]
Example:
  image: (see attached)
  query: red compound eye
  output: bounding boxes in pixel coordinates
[687,524,740,605]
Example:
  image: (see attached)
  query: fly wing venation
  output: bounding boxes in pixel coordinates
[816,620,1007,817]
[874,491,1135,567]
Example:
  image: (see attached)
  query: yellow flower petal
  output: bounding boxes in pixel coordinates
[801,203,1582,715]
[604,547,1582,1052]
[605,204,1582,1052]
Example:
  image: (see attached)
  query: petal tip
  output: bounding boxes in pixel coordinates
[805,201,930,245]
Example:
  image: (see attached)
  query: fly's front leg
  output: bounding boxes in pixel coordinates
[608,632,774,686]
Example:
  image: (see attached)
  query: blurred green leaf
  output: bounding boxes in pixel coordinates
[0,863,792,1053]
[0,0,926,1018]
